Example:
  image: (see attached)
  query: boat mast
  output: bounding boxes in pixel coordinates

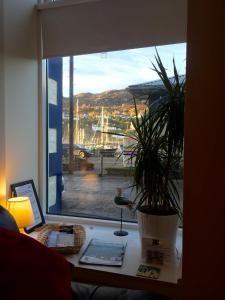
[68,56,74,174]
[75,97,79,144]
[101,106,104,146]
[105,115,109,145]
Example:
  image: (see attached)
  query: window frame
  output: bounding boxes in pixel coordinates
[40,44,185,226]
[41,57,139,226]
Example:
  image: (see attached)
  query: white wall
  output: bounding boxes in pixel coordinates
[0,0,6,205]
[1,0,38,202]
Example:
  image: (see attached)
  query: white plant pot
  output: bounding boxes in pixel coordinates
[137,210,179,248]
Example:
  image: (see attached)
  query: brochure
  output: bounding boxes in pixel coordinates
[136,264,161,279]
[47,231,74,248]
[79,239,126,266]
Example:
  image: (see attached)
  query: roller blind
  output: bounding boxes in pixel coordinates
[39,0,187,58]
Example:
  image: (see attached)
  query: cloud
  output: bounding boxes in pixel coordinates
[62,43,186,96]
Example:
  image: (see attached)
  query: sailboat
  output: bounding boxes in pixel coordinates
[91,106,115,149]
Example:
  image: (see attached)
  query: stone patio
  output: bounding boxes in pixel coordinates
[61,156,183,222]
[61,171,137,222]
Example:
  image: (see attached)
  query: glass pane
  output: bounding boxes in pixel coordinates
[47,43,186,221]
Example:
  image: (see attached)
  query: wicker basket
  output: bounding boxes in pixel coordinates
[34,224,86,254]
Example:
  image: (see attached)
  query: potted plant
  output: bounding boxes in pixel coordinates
[129,51,185,249]
[104,50,186,247]
[106,51,185,250]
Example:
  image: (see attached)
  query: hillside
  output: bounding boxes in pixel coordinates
[62,89,148,145]
[63,89,145,107]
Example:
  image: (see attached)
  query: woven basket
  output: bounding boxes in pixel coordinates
[34,224,86,254]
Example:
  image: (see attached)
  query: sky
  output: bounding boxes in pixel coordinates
[62,43,186,97]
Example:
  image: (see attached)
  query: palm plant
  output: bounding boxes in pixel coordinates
[129,98,182,218]
[130,50,185,219]
[104,51,185,220]
[151,49,185,159]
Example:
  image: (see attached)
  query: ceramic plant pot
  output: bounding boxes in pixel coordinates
[137,210,179,249]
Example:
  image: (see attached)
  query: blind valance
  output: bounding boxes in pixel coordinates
[39,0,187,58]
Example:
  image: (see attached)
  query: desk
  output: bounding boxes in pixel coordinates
[64,225,182,300]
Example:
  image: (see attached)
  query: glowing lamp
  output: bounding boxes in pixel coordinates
[7,197,34,233]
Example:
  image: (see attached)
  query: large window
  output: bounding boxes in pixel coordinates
[46,43,186,221]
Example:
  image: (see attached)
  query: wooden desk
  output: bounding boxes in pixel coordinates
[64,225,182,300]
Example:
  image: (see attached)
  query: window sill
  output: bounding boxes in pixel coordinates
[37,0,97,11]
[45,214,138,230]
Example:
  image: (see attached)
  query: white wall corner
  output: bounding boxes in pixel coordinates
[3,0,39,200]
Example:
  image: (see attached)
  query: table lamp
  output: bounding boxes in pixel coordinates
[7,196,34,234]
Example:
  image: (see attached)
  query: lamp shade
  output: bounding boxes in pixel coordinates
[7,197,34,229]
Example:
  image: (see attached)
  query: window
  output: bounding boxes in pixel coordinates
[46,43,186,221]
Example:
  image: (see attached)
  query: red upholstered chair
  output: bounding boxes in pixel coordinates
[0,205,72,300]
[0,227,73,300]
